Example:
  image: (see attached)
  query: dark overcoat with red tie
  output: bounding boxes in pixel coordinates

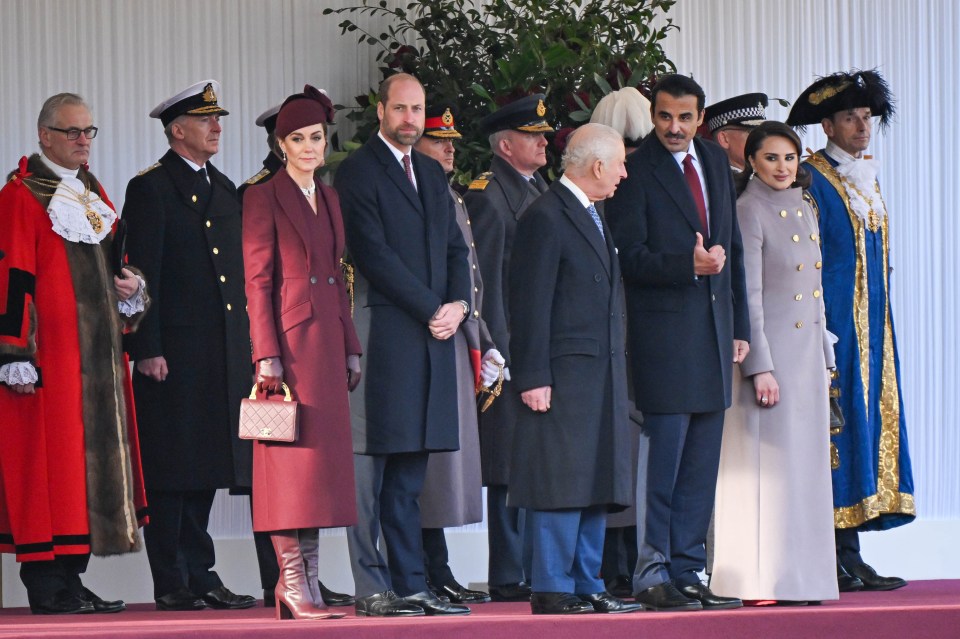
[335,135,471,454]
[605,135,750,414]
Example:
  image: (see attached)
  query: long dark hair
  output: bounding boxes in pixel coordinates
[734,121,811,195]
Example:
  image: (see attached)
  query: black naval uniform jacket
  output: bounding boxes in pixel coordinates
[123,149,252,491]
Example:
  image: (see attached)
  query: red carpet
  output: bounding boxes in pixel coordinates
[2,580,958,639]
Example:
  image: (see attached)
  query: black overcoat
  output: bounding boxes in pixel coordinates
[605,135,750,414]
[506,181,633,511]
[463,154,546,485]
[335,135,471,454]
[123,150,252,490]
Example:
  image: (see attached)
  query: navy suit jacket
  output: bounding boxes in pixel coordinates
[606,135,749,414]
[335,134,471,453]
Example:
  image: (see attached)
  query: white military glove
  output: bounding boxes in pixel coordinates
[480,349,505,388]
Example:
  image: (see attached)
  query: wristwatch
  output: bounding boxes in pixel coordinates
[457,300,470,316]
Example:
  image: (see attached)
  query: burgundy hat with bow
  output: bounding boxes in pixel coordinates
[274,84,336,138]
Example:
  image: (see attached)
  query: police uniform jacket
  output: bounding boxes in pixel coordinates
[123,149,252,490]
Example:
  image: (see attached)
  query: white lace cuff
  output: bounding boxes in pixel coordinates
[118,275,147,316]
[0,361,39,385]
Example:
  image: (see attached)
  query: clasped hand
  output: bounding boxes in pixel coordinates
[428,302,464,340]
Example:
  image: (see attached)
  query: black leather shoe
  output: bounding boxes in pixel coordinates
[579,592,643,613]
[355,590,425,617]
[488,581,532,602]
[31,590,96,615]
[263,589,276,607]
[676,582,742,610]
[319,581,355,606]
[403,590,471,615]
[634,582,702,611]
[837,564,864,592]
[156,588,207,611]
[530,592,594,615]
[78,587,126,613]
[199,585,257,610]
[846,563,907,591]
[437,580,492,604]
[605,575,633,598]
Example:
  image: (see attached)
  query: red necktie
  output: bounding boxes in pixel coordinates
[683,154,708,237]
[402,154,416,190]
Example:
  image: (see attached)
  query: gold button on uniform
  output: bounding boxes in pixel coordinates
[816,261,822,269]
[472,264,477,270]
[473,310,479,318]
[226,303,232,311]
[474,287,479,293]
[212,247,219,254]
[814,290,821,298]
[792,234,799,242]
[205,220,212,228]
[219,275,226,283]
[797,209,803,217]
[810,233,818,241]
[797,264,804,271]
[780,210,787,218]
[795,294,803,301]
[795,321,803,329]
[191,195,198,203]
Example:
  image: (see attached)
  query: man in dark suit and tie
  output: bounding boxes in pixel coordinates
[335,73,472,617]
[508,123,642,615]
[606,74,750,611]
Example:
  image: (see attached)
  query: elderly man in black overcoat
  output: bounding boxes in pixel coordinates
[605,74,750,612]
[123,80,255,612]
[508,123,641,616]
[335,73,472,618]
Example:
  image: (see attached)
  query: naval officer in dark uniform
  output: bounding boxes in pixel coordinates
[123,80,256,612]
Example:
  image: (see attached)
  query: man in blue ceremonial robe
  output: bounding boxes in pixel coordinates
[787,69,914,592]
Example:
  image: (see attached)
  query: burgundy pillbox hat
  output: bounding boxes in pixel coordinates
[274,85,335,138]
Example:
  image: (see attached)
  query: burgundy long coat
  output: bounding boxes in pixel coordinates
[242,170,361,531]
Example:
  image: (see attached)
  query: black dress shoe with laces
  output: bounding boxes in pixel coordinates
[634,582,702,611]
[355,590,425,617]
[78,587,126,613]
[31,590,96,615]
[319,581,355,606]
[837,564,864,592]
[488,581,532,602]
[200,585,257,609]
[530,592,594,615]
[155,588,207,611]
[846,563,907,591]
[403,590,471,615]
[579,592,643,613]
[676,582,742,609]
[437,580,492,604]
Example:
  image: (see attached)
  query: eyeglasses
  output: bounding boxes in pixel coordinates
[46,126,99,140]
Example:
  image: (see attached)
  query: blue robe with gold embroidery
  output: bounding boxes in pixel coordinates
[805,150,914,532]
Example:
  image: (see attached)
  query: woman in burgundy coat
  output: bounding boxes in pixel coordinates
[242,86,361,620]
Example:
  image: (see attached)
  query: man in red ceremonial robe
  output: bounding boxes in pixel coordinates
[0,93,149,615]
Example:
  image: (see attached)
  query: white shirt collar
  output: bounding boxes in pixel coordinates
[825,141,863,165]
[671,140,700,169]
[558,174,592,209]
[39,152,80,179]
[377,130,410,163]
[176,154,206,173]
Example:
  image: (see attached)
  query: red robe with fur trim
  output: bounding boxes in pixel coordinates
[0,155,148,562]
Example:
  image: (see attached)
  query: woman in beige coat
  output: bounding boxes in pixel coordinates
[711,122,839,605]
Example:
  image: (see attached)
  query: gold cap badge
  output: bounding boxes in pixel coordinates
[441,108,454,126]
[536,99,546,117]
[202,83,217,103]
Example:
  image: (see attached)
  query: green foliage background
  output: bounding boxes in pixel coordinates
[324,0,676,182]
